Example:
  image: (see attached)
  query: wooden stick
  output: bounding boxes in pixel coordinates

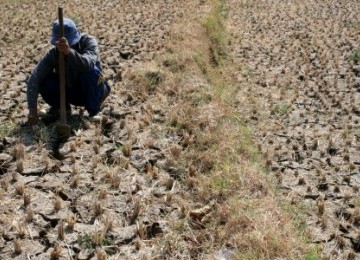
[58,7,66,124]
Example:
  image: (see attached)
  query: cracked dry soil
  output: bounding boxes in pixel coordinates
[0,0,203,259]
[228,0,360,258]
[3,0,360,259]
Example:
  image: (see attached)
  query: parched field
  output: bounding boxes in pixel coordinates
[2,0,360,259]
[0,0,204,259]
[228,0,360,258]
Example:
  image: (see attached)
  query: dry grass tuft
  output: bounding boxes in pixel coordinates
[122,142,132,157]
[15,182,25,196]
[53,196,62,212]
[58,220,64,240]
[130,198,141,224]
[25,208,34,223]
[96,247,107,260]
[23,192,31,207]
[93,201,104,216]
[14,239,22,255]
[1,179,8,191]
[66,213,77,230]
[16,160,24,173]
[12,143,25,160]
[50,243,62,259]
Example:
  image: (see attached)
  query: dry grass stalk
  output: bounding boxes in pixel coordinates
[165,177,174,190]
[70,176,79,189]
[188,165,196,176]
[14,240,22,255]
[92,155,100,169]
[70,154,76,164]
[66,213,77,230]
[50,243,62,260]
[152,166,159,179]
[336,234,346,248]
[23,192,31,207]
[95,128,102,136]
[352,209,360,226]
[37,140,43,152]
[12,172,18,182]
[16,160,24,173]
[134,236,141,250]
[15,182,25,196]
[344,192,351,202]
[71,165,78,175]
[98,188,108,200]
[25,209,34,223]
[136,221,146,239]
[96,247,107,260]
[144,163,152,175]
[118,157,130,169]
[353,185,359,193]
[111,174,121,189]
[70,141,76,152]
[93,143,100,154]
[95,137,102,146]
[12,144,25,160]
[298,177,305,185]
[165,192,172,203]
[16,223,26,239]
[130,199,141,224]
[43,157,50,171]
[320,215,327,229]
[102,216,113,233]
[93,201,104,216]
[58,220,64,240]
[126,127,134,140]
[91,231,104,245]
[170,144,181,157]
[179,204,187,219]
[181,132,192,147]
[122,143,132,157]
[317,196,325,215]
[120,119,126,129]
[1,179,8,191]
[53,196,62,212]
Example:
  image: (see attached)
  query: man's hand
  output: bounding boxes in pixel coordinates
[28,108,39,125]
[56,37,71,56]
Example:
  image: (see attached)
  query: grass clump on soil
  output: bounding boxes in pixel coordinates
[148,0,317,258]
[350,48,360,63]
[0,122,15,140]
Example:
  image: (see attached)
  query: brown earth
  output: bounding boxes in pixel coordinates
[0,0,206,259]
[2,0,360,259]
[227,0,360,258]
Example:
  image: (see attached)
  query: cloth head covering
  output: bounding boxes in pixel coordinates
[51,18,81,46]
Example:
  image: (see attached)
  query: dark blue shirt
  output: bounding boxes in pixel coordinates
[27,34,100,109]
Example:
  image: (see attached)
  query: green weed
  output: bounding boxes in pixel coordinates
[350,49,360,63]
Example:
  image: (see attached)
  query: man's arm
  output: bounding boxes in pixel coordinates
[67,35,99,71]
[27,49,55,124]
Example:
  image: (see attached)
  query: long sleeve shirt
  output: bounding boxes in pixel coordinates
[26,34,101,109]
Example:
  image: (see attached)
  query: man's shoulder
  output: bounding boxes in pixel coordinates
[80,34,97,44]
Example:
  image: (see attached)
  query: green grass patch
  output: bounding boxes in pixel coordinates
[350,48,360,63]
[271,103,291,115]
[202,0,227,63]
[0,121,15,139]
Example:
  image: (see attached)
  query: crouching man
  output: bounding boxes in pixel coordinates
[27,18,110,125]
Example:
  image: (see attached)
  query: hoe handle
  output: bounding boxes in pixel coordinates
[58,7,67,124]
